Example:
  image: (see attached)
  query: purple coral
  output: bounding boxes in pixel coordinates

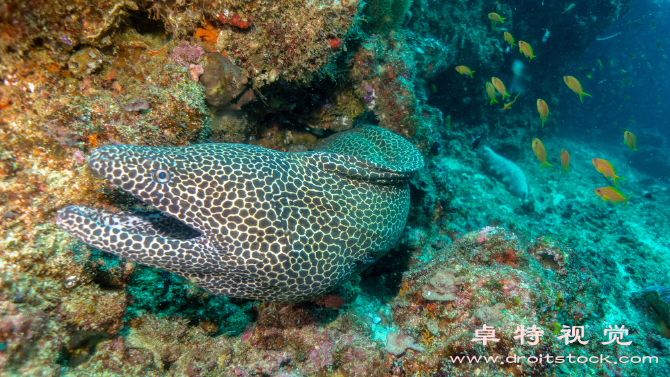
[170,42,204,67]
[308,332,335,369]
[72,149,85,164]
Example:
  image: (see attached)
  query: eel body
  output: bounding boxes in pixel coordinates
[56,126,423,302]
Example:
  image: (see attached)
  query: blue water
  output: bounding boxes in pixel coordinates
[564,0,670,156]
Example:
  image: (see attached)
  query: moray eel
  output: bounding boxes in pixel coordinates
[56,126,423,303]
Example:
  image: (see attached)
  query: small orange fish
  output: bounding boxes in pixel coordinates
[592,158,626,187]
[504,32,516,47]
[518,41,536,60]
[594,186,634,206]
[491,77,511,99]
[488,13,506,24]
[532,138,553,170]
[624,130,637,153]
[560,149,570,174]
[486,82,498,105]
[455,65,475,78]
[564,76,592,102]
[537,99,549,127]
[503,94,520,110]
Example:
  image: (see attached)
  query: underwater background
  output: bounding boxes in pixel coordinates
[1,0,670,376]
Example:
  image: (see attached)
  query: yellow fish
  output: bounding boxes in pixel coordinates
[503,94,520,110]
[518,41,537,60]
[562,4,575,13]
[594,187,634,206]
[624,130,637,153]
[455,65,475,78]
[486,82,498,105]
[564,76,592,102]
[491,77,511,99]
[537,99,549,127]
[532,138,553,170]
[488,13,506,24]
[592,158,626,187]
[504,32,516,47]
[560,149,570,174]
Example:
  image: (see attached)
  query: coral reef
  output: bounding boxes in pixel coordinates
[4,0,670,375]
[384,227,647,376]
[349,34,441,150]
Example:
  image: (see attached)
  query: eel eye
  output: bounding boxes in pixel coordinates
[153,169,171,183]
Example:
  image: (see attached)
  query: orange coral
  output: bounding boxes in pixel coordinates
[88,134,99,148]
[196,21,220,46]
[493,249,518,267]
[0,97,11,110]
[399,280,411,297]
[329,37,342,50]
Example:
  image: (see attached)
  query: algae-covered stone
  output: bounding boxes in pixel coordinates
[198,52,254,109]
[68,47,104,76]
[421,269,463,302]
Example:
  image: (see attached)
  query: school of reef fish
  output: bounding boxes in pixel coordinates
[1,0,670,376]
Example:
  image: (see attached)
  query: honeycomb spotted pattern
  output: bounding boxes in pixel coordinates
[56,126,424,302]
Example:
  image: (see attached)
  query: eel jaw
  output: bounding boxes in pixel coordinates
[56,205,201,241]
[55,205,214,272]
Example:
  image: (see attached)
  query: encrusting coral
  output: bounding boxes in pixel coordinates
[385,330,425,356]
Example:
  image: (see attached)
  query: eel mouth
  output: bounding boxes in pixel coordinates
[55,205,202,246]
[57,145,205,250]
